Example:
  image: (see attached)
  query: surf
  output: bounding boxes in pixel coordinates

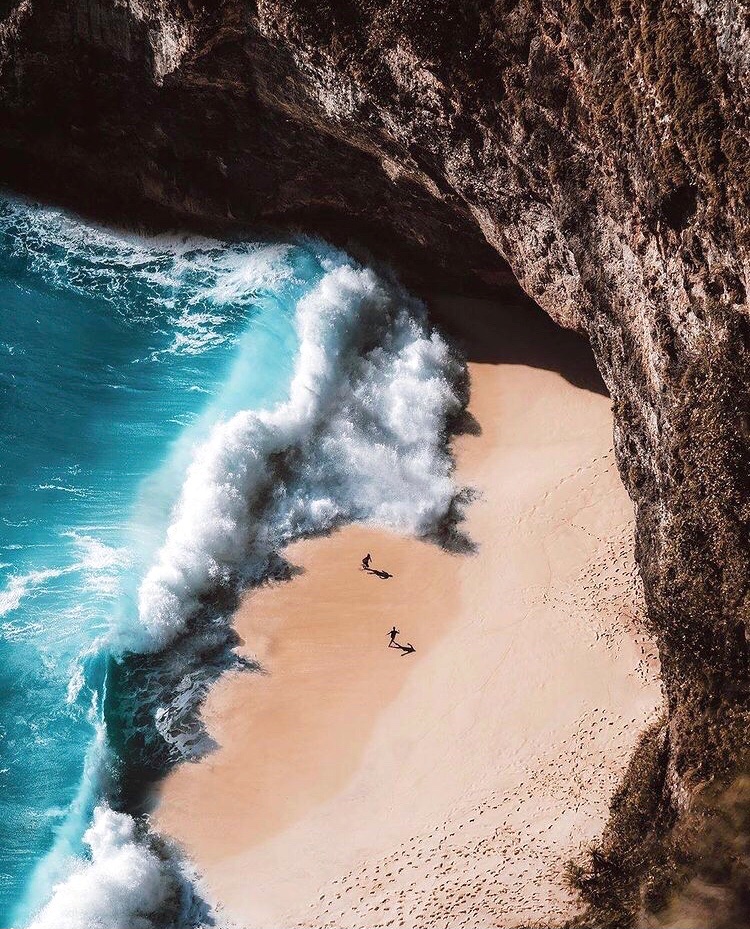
[0,197,467,928]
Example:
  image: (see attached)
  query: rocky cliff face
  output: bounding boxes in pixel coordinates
[1,0,749,923]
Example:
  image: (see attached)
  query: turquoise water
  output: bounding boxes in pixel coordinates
[0,197,464,928]
[0,202,309,925]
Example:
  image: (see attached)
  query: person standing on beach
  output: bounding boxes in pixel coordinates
[388,625,399,647]
[362,553,372,570]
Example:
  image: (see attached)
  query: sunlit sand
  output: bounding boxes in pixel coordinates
[156,295,662,928]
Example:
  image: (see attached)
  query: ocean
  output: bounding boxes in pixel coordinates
[0,196,465,928]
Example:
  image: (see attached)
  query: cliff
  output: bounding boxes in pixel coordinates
[2,0,749,923]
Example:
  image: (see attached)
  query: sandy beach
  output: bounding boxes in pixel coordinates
[155,295,662,928]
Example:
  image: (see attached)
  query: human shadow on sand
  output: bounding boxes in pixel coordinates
[366,568,393,579]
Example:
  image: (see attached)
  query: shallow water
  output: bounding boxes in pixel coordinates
[0,197,464,927]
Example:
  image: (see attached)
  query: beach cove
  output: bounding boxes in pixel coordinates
[156,294,663,928]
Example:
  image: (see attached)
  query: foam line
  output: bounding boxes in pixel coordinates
[126,261,463,654]
[8,198,466,928]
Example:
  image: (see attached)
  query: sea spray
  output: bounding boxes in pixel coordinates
[0,197,469,928]
[0,198,307,926]
[127,262,464,655]
[27,806,211,929]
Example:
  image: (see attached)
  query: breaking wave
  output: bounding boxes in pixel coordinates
[28,802,209,929]
[125,261,464,655]
[2,198,467,928]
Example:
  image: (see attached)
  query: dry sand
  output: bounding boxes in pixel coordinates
[155,295,662,928]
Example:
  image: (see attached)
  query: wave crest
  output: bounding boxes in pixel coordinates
[13,213,468,929]
[28,806,210,929]
[124,260,464,654]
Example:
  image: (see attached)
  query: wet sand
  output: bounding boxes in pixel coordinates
[155,295,662,928]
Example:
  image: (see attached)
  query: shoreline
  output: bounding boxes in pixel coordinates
[155,297,662,928]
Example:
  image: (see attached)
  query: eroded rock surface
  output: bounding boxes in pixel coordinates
[1,0,749,923]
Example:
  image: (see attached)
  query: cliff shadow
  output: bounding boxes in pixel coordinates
[425,290,608,397]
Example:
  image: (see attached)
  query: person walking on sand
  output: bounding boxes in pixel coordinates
[362,553,372,570]
[388,625,400,647]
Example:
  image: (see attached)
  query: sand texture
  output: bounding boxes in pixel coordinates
[156,297,662,928]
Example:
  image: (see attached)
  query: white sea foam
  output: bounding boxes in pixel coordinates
[24,708,207,927]
[65,532,130,597]
[36,484,89,496]
[65,661,87,706]
[20,702,208,929]
[192,243,295,304]
[27,806,197,929]
[26,254,465,927]
[122,259,463,653]
[0,534,129,622]
[0,619,43,642]
[0,567,68,617]
[8,200,466,929]
[0,198,295,359]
